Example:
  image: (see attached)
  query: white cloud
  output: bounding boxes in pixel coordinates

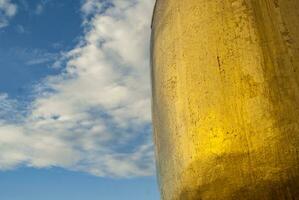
[0,0,155,178]
[0,0,17,16]
[0,0,17,28]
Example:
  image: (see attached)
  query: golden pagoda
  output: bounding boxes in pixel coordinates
[151,0,299,199]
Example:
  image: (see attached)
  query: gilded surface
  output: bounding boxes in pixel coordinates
[151,0,299,199]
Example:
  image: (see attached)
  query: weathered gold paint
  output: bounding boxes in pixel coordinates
[151,0,299,199]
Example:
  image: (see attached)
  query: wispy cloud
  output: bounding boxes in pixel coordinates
[0,0,155,178]
[34,4,43,15]
[5,47,59,66]
[34,0,52,15]
[15,24,26,33]
[0,0,17,28]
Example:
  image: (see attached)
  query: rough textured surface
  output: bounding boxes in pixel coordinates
[151,0,299,199]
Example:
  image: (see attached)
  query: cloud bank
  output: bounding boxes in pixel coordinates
[0,0,17,28]
[0,0,155,177]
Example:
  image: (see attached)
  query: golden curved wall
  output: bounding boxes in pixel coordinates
[151,0,299,199]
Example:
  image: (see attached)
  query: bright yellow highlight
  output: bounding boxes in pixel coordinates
[151,0,299,199]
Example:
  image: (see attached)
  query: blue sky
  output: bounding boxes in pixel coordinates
[0,0,159,199]
[0,168,158,200]
[0,0,81,100]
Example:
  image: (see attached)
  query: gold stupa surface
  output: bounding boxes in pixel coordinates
[151,0,299,199]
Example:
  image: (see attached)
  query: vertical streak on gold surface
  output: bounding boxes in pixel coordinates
[151,0,299,199]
